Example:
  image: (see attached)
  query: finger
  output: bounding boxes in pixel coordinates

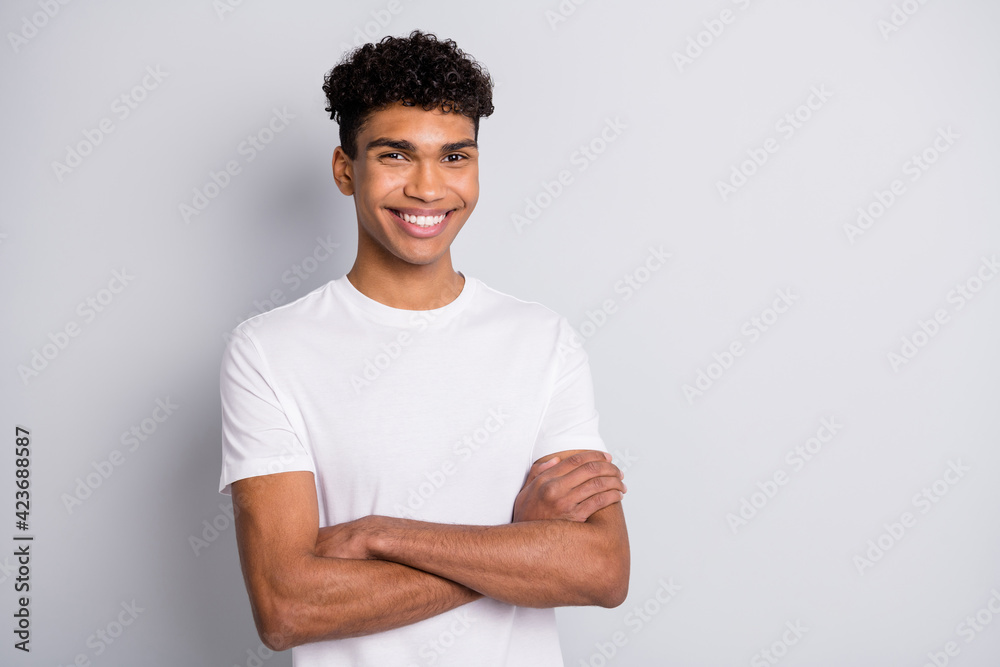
[523,456,560,486]
[570,471,626,500]
[573,488,625,521]
[540,472,625,518]
[553,460,624,491]
[528,460,623,505]
[542,450,616,479]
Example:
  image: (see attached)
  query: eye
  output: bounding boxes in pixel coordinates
[380,152,406,161]
[443,154,467,163]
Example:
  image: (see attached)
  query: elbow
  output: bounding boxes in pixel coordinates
[594,567,629,608]
[598,574,629,608]
[250,573,328,651]
[251,572,355,649]
[261,629,294,654]
[580,503,630,608]
[246,555,329,650]
[592,549,630,608]
[253,595,300,652]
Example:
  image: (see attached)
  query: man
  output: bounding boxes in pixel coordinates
[219,30,629,666]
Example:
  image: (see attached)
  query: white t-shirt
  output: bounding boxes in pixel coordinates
[219,271,607,667]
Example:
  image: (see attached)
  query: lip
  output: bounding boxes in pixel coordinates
[388,207,454,239]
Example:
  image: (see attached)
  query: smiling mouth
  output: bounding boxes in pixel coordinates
[389,209,452,228]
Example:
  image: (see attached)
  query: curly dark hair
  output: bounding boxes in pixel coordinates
[323,30,495,159]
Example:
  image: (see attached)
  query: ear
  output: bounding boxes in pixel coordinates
[332,146,354,196]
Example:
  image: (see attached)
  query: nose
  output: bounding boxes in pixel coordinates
[404,161,444,202]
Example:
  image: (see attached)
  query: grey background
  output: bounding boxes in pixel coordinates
[2,0,999,665]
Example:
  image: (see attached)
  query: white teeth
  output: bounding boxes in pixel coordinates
[398,211,446,227]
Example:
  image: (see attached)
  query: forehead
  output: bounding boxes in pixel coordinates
[359,102,476,149]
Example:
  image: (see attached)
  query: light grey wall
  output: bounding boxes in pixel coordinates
[2,0,999,665]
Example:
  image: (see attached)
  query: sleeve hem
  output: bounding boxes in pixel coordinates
[219,458,317,495]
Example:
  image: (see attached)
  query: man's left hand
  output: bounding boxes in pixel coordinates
[315,516,379,559]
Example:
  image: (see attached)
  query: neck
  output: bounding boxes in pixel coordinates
[346,254,465,311]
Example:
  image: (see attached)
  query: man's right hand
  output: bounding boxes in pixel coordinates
[512,450,626,524]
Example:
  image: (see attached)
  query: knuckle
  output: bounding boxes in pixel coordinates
[592,489,616,506]
[577,497,601,519]
[593,461,619,476]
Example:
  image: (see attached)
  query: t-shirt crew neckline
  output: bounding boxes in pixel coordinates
[335,271,477,327]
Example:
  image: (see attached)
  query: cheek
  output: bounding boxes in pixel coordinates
[360,182,397,212]
[358,166,402,199]
[455,171,479,204]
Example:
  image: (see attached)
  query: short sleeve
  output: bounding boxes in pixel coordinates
[218,326,315,495]
[531,317,608,462]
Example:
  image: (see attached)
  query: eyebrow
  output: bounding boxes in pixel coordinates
[365,138,478,154]
[441,139,478,152]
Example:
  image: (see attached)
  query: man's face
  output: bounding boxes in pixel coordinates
[334,102,480,269]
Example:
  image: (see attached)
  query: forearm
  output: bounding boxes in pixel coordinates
[254,554,480,649]
[366,506,628,608]
[238,450,629,649]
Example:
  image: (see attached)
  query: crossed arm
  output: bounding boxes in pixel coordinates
[232,450,630,652]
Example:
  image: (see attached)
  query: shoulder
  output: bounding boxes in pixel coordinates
[465,277,587,366]
[226,279,336,350]
[470,277,567,332]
